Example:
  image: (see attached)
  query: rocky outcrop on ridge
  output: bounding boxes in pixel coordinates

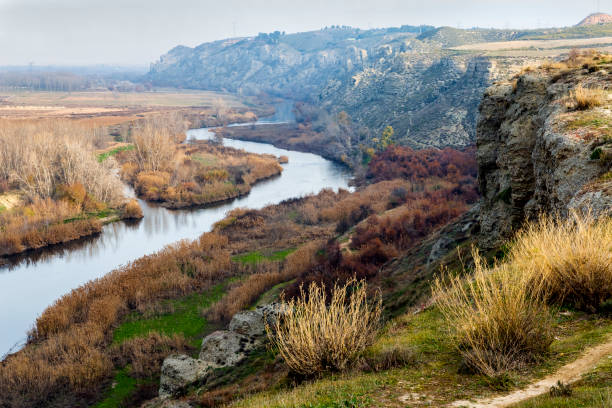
[477,56,612,249]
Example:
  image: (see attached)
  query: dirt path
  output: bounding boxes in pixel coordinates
[447,337,612,407]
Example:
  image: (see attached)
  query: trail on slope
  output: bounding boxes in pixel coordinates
[447,337,612,408]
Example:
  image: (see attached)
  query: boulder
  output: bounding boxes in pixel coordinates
[199,330,257,367]
[228,310,266,338]
[159,355,216,397]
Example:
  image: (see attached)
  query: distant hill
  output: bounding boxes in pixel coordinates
[577,13,612,26]
[147,23,612,153]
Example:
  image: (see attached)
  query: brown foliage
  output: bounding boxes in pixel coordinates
[111,332,190,378]
[207,241,322,322]
[121,199,144,220]
[0,233,231,406]
[0,198,103,256]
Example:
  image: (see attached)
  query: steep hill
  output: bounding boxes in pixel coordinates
[147,24,612,151]
[577,13,612,26]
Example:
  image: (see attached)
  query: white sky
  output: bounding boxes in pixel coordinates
[0,0,609,66]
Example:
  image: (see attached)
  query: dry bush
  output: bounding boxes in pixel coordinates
[268,278,382,375]
[571,85,606,110]
[511,212,612,312]
[121,199,144,219]
[433,252,553,377]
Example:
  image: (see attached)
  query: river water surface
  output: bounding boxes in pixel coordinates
[0,105,351,357]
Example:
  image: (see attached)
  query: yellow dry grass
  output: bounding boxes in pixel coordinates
[570,85,607,110]
[433,252,553,377]
[511,212,612,312]
[268,278,382,375]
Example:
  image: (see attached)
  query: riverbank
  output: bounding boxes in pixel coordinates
[212,123,349,164]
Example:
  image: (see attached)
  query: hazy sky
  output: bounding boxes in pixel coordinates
[0,0,609,66]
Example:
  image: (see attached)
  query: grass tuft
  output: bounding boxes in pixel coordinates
[268,278,382,376]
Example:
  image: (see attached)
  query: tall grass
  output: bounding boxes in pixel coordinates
[571,85,606,110]
[433,252,553,377]
[0,233,230,407]
[511,212,612,312]
[207,241,322,322]
[268,278,382,375]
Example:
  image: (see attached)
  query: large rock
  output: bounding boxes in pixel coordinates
[199,330,258,367]
[159,304,283,398]
[159,355,216,397]
[228,310,266,338]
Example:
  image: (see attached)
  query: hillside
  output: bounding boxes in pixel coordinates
[577,13,612,26]
[147,23,612,152]
[144,52,612,408]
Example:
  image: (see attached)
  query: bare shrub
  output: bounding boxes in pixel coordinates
[511,212,612,312]
[268,278,382,375]
[0,119,124,205]
[433,252,553,377]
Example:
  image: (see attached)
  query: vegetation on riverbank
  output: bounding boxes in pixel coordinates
[116,115,283,209]
[0,120,140,256]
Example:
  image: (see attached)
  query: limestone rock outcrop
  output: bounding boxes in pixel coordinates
[158,304,283,398]
[477,65,612,249]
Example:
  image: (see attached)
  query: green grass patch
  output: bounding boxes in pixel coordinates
[232,248,296,264]
[97,144,135,163]
[94,368,138,408]
[113,282,227,348]
[192,153,219,167]
[229,308,612,408]
[0,204,6,214]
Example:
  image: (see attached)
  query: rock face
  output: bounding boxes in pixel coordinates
[147,26,537,149]
[159,304,282,398]
[477,65,612,249]
[577,13,612,26]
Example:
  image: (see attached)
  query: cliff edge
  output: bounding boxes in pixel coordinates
[478,53,612,249]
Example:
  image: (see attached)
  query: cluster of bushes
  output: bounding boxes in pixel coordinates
[0,233,231,407]
[0,120,141,256]
[434,212,612,377]
[365,145,477,185]
[118,120,283,208]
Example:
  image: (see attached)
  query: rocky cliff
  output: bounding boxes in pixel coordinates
[147,26,540,149]
[478,55,612,249]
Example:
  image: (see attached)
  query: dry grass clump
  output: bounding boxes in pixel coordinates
[433,252,553,377]
[268,278,382,375]
[570,85,606,110]
[510,212,612,312]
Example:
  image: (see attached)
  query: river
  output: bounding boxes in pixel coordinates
[0,104,351,358]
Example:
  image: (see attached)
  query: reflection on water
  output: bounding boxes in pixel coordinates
[0,104,351,357]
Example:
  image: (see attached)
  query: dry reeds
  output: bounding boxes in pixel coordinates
[268,278,382,375]
[433,252,553,377]
[0,232,231,406]
[570,85,606,110]
[207,241,322,322]
[511,212,612,312]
